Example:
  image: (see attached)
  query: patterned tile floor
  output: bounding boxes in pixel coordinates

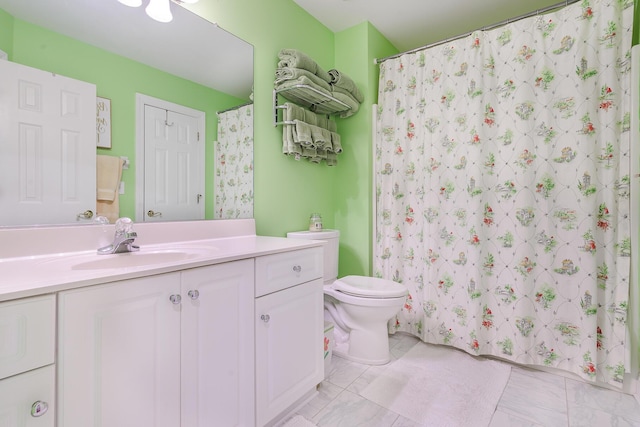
[284,333,640,427]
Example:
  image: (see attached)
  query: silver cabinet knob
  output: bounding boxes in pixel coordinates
[292,265,302,273]
[169,294,182,305]
[187,290,200,300]
[31,401,48,417]
[260,314,270,323]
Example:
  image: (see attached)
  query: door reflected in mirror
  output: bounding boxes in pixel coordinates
[0,0,254,227]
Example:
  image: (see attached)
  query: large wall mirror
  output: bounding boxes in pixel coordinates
[0,0,254,227]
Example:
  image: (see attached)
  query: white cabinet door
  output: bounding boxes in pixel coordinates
[0,365,55,427]
[181,260,255,427]
[0,295,55,380]
[255,279,324,426]
[57,274,181,427]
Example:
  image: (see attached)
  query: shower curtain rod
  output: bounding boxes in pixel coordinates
[375,0,579,64]
[217,101,253,115]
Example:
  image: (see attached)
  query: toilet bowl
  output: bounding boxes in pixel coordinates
[287,230,408,365]
[324,275,407,364]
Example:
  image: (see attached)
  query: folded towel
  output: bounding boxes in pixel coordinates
[280,101,341,166]
[330,91,360,118]
[282,122,302,159]
[327,118,337,133]
[283,102,307,122]
[283,102,337,131]
[326,151,337,166]
[278,49,332,83]
[328,69,364,103]
[96,155,123,201]
[309,124,331,150]
[330,132,342,153]
[275,68,332,92]
[282,122,339,165]
[302,146,318,159]
[293,120,314,147]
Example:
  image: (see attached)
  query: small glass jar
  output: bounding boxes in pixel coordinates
[309,213,323,232]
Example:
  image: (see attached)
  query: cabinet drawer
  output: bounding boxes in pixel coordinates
[0,295,55,380]
[0,365,55,427]
[255,247,323,297]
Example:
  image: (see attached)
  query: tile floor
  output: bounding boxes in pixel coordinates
[286,333,640,427]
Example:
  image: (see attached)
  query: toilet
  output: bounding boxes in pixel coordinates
[287,229,408,365]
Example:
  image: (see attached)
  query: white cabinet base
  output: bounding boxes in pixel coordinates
[181,260,254,427]
[57,273,181,427]
[255,279,324,426]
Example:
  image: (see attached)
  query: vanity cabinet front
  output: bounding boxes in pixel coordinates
[0,295,56,427]
[255,248,324,426]
[57,259,254,427]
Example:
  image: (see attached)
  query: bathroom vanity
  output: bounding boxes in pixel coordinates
[0,219,324,427]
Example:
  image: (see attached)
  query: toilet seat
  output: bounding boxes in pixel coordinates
[332,275,408,298]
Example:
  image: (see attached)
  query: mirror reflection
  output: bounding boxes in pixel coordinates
[0,0,254,227]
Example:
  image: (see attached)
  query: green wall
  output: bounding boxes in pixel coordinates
[333,23,398,277]
[187,0,397,277]
[188,0,338,237]
[5,16,244,220]
[0,7,12,57]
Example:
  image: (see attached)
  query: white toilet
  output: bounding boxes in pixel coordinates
[287,229,408,365]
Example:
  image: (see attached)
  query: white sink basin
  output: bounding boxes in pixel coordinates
[40,247,216,270]
[71,250,206,270]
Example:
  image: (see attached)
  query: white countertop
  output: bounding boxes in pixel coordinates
[0,219,324,302]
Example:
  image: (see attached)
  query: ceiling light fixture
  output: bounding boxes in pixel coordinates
[145,0,173,22]
[117,0,199,24]
[118,0,143,6]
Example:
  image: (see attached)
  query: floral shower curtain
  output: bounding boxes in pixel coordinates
[374,0,634,388]
[214,103,254,219]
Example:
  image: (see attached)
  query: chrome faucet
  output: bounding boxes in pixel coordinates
[98,217,140,255]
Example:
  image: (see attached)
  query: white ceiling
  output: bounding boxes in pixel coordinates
[294,0,565,53]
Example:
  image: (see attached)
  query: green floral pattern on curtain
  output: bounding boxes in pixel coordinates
[374,0,633,388]
[215,104,254,219]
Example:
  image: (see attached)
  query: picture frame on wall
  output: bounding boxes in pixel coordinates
[96,96,111,148]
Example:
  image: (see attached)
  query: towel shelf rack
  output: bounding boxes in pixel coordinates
[273,84,351,126]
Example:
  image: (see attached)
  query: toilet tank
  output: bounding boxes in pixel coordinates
[287,229,339,284]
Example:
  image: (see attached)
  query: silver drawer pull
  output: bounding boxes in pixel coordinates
[31,401,48,417]
[169,294,182,305]
[187,290,200,300]
[292,265,302,273]
[260,314,270,323]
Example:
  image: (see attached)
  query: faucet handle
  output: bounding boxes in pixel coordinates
[115,217,134,235]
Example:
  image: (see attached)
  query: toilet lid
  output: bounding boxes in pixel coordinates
[332,275,408,298]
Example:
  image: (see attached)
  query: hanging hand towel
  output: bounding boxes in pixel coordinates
[292,120,314,147]
[96,155,124,223]
[96,155,123,201]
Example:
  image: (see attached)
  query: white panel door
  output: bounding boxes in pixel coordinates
[255,279,324,426]
[57,274,181,427]
[0,60,96,226]
[143,105,204,222]
[181,260,255,427]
